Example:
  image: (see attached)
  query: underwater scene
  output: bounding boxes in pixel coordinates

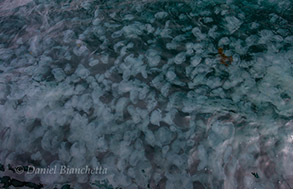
[0,0,292,188]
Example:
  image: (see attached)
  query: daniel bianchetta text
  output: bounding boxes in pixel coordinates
[24,165,107,175]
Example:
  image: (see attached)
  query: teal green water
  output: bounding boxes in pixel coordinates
[0,0,292,188]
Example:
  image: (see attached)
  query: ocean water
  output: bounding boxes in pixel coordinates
[0,0,292,188]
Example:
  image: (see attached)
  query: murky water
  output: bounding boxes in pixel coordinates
[0,0,293,188]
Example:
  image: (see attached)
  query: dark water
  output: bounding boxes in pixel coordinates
[0,0,293,188]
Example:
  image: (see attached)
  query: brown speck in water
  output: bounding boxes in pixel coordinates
[218,47,233,66]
